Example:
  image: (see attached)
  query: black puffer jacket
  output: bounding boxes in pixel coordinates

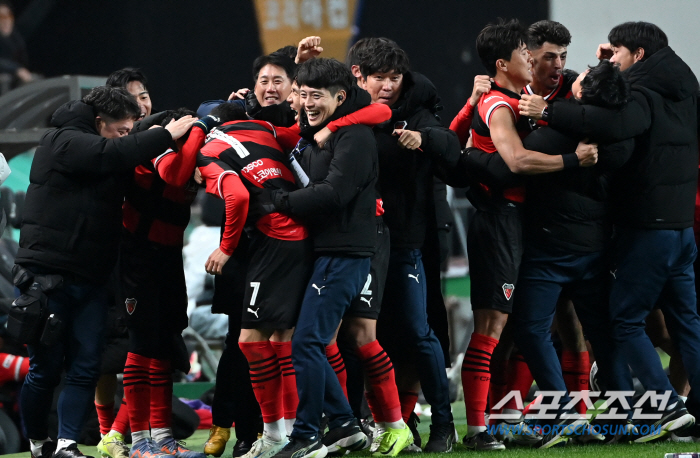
[272,85,378,256]
[16,100,174,283]
[373,71,461,249]
[547,47,699,229]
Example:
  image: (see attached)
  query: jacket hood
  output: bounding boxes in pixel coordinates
[299,84,371,140]
[625,46,699,101]
[391,71,441,121]
[51,100,99,133]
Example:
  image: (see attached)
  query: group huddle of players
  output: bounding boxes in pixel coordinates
[82,16,700,458]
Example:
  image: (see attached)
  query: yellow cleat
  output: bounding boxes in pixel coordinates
[204,425,231,457]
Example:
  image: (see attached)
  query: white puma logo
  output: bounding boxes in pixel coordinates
[312,284,325,295]
[408,274,420,283]
[610,270,617,279]
[361,297,373,306]
[247,308,259,318]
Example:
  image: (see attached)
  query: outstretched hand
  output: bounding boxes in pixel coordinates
[165,116,196,140]
[296,36,323,63]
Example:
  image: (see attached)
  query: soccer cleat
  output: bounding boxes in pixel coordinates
[53,444,94,458]
[492,420,542,446]
[241,436,289,458]
[670,423,700,442]
[404,412,422,452]
[272,437,327,458]
[204,426,231,457]
[233,440,255,458]
[371,424,413,457]
[322,420,367,454]
[369,426,386,453]
[423,422,455,452]
[158,438,207,458]
[634,401,695,443]
[462,432,505,451]
[32,441,57,458]
[130,440,171,458]
[98,432,130,458]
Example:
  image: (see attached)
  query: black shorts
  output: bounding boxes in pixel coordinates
[346,222,390,319]
[467,206,523,313]
[241,232,313,330]
[120,234,188,357]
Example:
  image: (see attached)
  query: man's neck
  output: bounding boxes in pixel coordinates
[528,79,550,96]
[493,73,522,95]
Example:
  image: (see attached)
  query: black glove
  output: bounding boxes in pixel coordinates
[245,91,263,119]
[194,114,223,133]
[246,186,279,223]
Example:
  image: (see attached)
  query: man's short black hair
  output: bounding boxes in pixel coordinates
[476,19,528,77]
[210,102,248,123]
[252,51,296,82]
[82,86,141,121]
[106,67,149,91]
[347,37,399,68]
[580,60,630,109]
[160,107,196,126]
[275,45,298,61]
[527,20,571,50]
[608,21,668,62]
[296,58,354,95]
[358,40,409,79]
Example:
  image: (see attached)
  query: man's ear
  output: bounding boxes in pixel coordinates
[336,90,347,105]
[95,116,103,132]
[496,58,507,73]
[634,47,645,62]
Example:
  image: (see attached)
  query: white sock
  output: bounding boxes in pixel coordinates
[56,439,76,451]
[680,396,688,403]
[264,418,287,442]
[151,427,172,445]
[29,438,51,457]
[466,425,486,437]
[131,430,151,445]
[284,418,295,436]
[109,429,123,438]
[385,419,405,430]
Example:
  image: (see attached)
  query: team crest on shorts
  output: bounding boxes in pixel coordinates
[125,298,137,315]
[502,283,514,300]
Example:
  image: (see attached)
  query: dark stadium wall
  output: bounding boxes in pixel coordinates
[354,0,549,125]
[10,0,547,121]
[11,0,264,113]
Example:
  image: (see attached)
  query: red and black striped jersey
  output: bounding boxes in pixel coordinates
[122,126,206,247]
[198,120,308,251]
[470,82,530,203]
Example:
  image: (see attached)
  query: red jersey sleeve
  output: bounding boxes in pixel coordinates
[449,99,475,147]
[274,125,303,151]
[479,93,519,128]
[326,103,392,132]
[198,159,249,255]
[153,125,207,187]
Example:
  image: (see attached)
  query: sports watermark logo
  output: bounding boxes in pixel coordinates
[490,390,673,420]
[486,422,662,437]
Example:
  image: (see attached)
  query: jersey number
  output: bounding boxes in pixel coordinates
[361,274,372,296]
[250,282,260,306]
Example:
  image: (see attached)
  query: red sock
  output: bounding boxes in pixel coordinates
[240,341,283,423]
[325,343,348,400]
[503,352,533,412]
[398,391,418,423]
[562,350,590,414]
[150,358,173,429]
[0,353,29,384]
[124,352,152,433]
[95,401,114,436]
[461,333,498,427]
[270,341,298,420]
[365,390,385,423]
[357,340,401,423]
[112,397,129,435]
[489,358,508,415]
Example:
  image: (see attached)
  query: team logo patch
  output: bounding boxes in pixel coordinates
[502,283,515,300]
[125,298,137,315]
